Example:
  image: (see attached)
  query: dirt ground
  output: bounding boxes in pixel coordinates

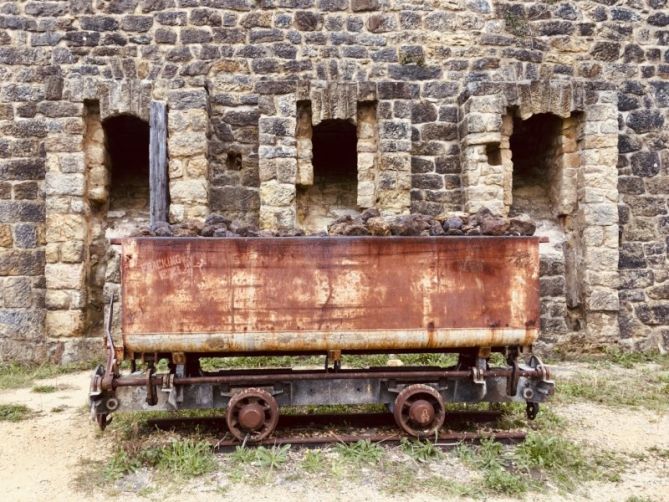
[0,363,668,502]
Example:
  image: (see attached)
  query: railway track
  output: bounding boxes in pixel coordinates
[145,410,526,450]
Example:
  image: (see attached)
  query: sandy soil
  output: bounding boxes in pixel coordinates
[0,366,667,502]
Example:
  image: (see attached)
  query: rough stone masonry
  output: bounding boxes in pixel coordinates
[0,0,667,364]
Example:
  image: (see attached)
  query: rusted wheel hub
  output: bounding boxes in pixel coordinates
[226,388,279,442]
[393,384,445,438]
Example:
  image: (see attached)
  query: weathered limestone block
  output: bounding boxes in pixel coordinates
[45,263,85,290]
[46,310,85,338]
[0,224,11,248]
[45,214,86,242]
[260,180,295,207]
[170,179,208,204]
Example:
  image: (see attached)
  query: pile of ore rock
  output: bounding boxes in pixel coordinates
[132,207,535,238]
[327,207,536,237]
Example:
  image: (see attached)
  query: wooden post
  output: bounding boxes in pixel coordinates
[149,101,168,225]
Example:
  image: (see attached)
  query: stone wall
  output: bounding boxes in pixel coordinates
[0,0,667,363]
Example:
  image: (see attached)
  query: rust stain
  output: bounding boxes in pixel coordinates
[120,237,541,353]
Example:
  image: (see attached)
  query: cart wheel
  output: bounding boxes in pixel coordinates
[393,384,445,438]
[526,402,539,421]
[226,388,279,443]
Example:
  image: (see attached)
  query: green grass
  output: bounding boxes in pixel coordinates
[105,439,217,481]
[199,353,458,371]
[31,384,59,393]
[0,403,34,422]
[335,440,384,465]
[557,374,669,412]
[549,347,669,370]
[230,445,291,470]
[301,450,325,473]
[0,361,98,390]
[400,438,442,463]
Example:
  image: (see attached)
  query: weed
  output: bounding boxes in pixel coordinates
[301,449,325,473]
[51,405,67,413]
[253,445,290,469]
[31,384,58,393]
[229,445,290,470]
[105,439,216,481]
[0,403,33,422]
[335,440,384,465]
[400,438,442,463]
[104,449,142,480]
[625,497,655,502]
[229,445,256,464]
[155,439,217,477]
[482,466,529,495]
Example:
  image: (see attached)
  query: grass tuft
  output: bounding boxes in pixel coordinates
[230,445,290,470]
[0,403,33,422]
[335,440,384,465]
[400,438,442,463]
[301,449,325,473]
[105,439,217,481]
[31,385,58,393]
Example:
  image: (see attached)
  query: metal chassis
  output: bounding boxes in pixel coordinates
[90,358,554,420]
[89,299,554,430]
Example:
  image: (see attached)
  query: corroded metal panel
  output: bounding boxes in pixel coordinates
[120,237,540,353]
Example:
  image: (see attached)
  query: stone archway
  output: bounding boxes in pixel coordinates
[459,81,620,347]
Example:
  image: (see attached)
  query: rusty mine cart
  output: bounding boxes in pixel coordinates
[89,236,554,442]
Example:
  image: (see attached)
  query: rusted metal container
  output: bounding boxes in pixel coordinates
[118,236,540,356]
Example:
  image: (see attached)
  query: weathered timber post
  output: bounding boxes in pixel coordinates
[149,101,168,225]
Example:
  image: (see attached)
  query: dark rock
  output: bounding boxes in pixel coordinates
[205,213,232,226]
[651,81,669,107]
[429,221,445,236]
[388,64,442,81]
[366,216,390,236]
[122,15,154,32]
[649,12,669,27]
[591,42,620,61]
[479,214,509,236]
[387,214,431,236]
[448,228,465,236]
[351,0,378,11]
[619,242,646,269]
[508,216,536,236]
[80,16,119,31]
[360,207,380,222]
[537,21,574,36]
[13,223,37,248]
[630,151,661,177]
[443,216,464,231]
[465,227,481,236]
[626,110,664,133]
[294,11,321,31]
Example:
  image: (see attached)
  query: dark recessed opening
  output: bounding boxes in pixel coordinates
[510,113,562,179]
[312,119,357,182]
[102,114,150,213]
[486,142,502,166]
[226,151,242,171]
[509,113,562,218]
